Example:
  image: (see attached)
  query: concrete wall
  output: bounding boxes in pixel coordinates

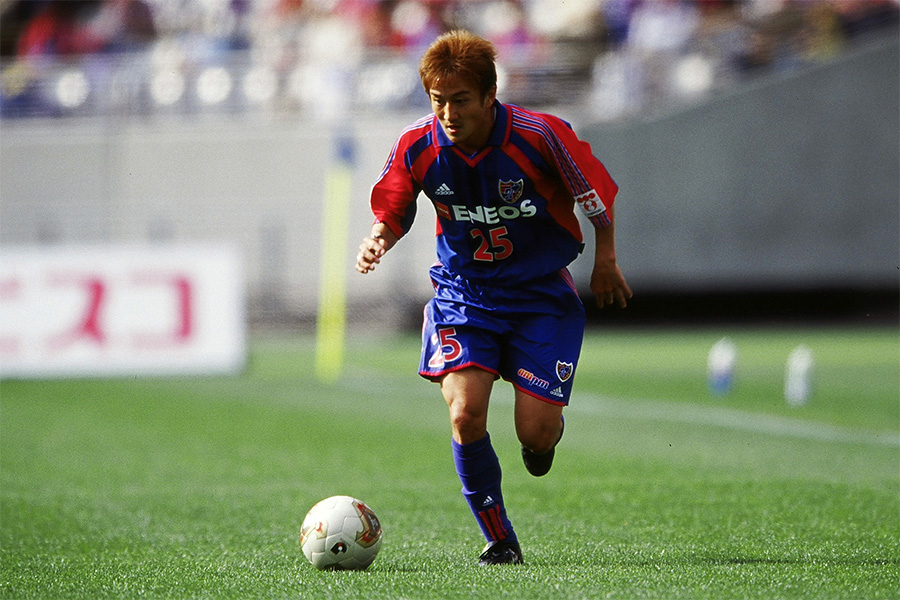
[0,117,441,321]
[577,36,899,293]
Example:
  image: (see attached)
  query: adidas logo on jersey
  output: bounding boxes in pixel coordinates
[435,183,454,195]
[550,387,564,398]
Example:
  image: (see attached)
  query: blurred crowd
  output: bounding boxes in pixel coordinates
[1,0,897,119]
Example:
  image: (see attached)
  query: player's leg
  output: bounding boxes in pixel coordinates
[502,270,584,476]
[514,391,564,454]
[515,390,565,477]
[442,366,493,444]
[420,270,522,564]
[441,368,522,565]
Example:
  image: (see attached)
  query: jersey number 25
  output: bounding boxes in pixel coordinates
[471,226,513,262]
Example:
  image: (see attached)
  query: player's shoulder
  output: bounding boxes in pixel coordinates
[396,114,435,144]
[507,103,576,145]
[508,104,573,131]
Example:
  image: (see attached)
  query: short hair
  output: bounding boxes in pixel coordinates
[418,30,497,98]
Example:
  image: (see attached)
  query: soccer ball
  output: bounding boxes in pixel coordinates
[299,495,383,570]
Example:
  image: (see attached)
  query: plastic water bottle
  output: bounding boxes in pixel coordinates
[785,345,814,406]
[707,337,737,396]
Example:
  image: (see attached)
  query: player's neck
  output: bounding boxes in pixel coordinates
[455,104,497,155]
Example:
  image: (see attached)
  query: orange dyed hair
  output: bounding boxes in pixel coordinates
[418,30,497,98]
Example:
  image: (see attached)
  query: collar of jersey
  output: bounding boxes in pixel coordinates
[433,101,512,162]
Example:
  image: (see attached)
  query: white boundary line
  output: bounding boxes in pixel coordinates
[566,393,900,448]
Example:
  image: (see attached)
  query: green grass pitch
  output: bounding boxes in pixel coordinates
[1,326,897,599]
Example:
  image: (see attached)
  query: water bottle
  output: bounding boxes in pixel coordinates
[707,337,737,396]
[785,345,814,406]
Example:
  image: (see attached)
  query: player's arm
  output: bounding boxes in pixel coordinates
[539,116,630,307]
[590,206,632,309]
[356,222,400,274]
[357,128,423,274]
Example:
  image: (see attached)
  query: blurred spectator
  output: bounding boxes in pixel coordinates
[13,0,157,57]
[2,0,898,120]
[356,0,402,48]
[734,22,773,74]
[454,0,548,104]
[691,0,749,85]
[385,0,450,56]
[93,0,158,53]
[456,0,539,53]
[601,0,640,49]
[836,0,899,40]
[16,0,106,57]
[758,0,808,72]
[624,0,701,110]
[525,0,605,42]
[801,1,845,63]
[627,0,700,55]
[1,1,40,57]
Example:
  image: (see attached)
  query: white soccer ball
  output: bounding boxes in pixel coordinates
[299,495,383,570]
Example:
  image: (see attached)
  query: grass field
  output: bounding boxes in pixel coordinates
[1,326,898,599]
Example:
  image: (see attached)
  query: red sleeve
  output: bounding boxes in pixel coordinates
[369,121,429,239]
[540,113,619,229]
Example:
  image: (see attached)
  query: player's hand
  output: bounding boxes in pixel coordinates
[356,235,388,274]
[590,259,632,309]
[356,225,398,274]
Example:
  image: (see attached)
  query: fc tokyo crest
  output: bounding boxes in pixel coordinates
[498,179,524,203]
[556,360,574,382]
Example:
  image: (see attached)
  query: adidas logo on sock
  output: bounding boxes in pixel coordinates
[435,183,454,195]
[482,495,494,506]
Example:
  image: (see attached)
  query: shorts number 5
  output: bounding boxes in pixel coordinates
[438,327,463,362]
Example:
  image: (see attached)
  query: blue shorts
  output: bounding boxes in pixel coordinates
[418,265,586,406]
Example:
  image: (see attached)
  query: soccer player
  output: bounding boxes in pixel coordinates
[356,30,631,565]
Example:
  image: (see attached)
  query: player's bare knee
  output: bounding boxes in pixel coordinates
[448,403,487,443]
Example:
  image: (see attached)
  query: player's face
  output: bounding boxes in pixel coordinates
[429,76,496,154]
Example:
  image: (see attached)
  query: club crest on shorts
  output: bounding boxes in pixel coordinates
[498,179,524,203]
[556,360,574,382]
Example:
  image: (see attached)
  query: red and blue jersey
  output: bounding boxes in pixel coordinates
[370,101,618,285]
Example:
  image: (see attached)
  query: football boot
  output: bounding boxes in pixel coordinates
[478,540,523,566]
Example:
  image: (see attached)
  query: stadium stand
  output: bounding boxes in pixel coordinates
[1,0,897,121]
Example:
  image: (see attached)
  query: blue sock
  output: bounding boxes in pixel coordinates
[452,433,516,543]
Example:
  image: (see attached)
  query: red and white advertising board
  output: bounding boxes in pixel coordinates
[0,244,246,378]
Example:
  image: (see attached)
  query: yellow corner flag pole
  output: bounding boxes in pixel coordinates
[315,134,354,383]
